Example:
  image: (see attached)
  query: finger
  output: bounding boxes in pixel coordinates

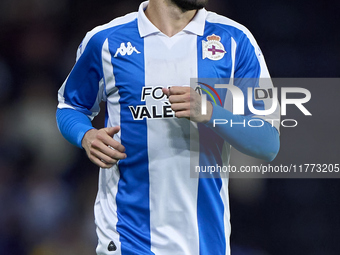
[105,146,127,160]
[96,129,126,153]
[168,86,189,95]
[170,102,190,112]
[169,93,191,104]
[162,88,170,97]
[90,148,121,165]
[94,143,127,160]
[104,126,121,137]
[105,127,126,153]
[91,156,115,169]
[88,146,126,170]
[90,138,127,159]
[103,137,126,153]
[174,109,190,118]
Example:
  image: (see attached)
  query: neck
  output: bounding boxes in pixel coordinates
[145,0,197,37]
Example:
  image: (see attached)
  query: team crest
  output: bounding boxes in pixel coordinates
[202,34,226,61]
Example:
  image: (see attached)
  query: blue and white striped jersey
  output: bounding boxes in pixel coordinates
[58,1,279,254]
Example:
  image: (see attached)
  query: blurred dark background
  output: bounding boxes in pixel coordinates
[0,0,339,254]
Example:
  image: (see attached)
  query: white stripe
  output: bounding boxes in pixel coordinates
[95,36,122,255]
[95,166,122,255]
[220,177,231,255]
[145,32,200,255]
[220,142,231,255]
[230,37,237,80]
[89,78,105,120]
[57,78,69,108]
[201,94,207,115]
[102,39,116,101]
[57,102,75,110]
[102,39,123,143]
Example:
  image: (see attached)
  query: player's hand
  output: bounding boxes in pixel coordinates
[162,86,213,123]
[81,126,127,168]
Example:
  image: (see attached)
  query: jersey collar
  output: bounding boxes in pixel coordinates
[138,1,207,38]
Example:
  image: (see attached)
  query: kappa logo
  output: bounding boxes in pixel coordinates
[202,34,226,61]
[114,42,141,57]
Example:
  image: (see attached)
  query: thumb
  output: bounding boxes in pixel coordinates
[104,126,120,137]
[162,87,170,98]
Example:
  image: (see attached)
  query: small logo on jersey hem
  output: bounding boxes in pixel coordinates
[202,34,226,61]
[114,42,141,57]
[108,241,117,251]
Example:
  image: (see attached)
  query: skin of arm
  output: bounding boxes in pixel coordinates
[163,86,280,162]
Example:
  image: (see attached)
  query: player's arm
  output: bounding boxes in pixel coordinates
[200,29,280,161]
[163,86,279,162]
[164,31,279,161]
[57,32,126,168]
[204,103,279,162]
[56,108,127,168]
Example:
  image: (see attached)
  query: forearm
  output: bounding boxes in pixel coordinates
[204,104,280,161]
[56,108,95,148]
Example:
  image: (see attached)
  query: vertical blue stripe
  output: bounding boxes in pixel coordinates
[196,22,229,255]
[63,31,106,116]
[104,102,108,128]
[110,20,153,255]
[196,125,226,255]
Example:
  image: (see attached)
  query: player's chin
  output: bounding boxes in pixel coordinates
[172,0,209,11]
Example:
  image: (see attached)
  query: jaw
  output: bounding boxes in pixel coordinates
[168,0,208,12]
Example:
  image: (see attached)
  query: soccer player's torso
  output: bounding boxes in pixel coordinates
[91,7,253,255]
